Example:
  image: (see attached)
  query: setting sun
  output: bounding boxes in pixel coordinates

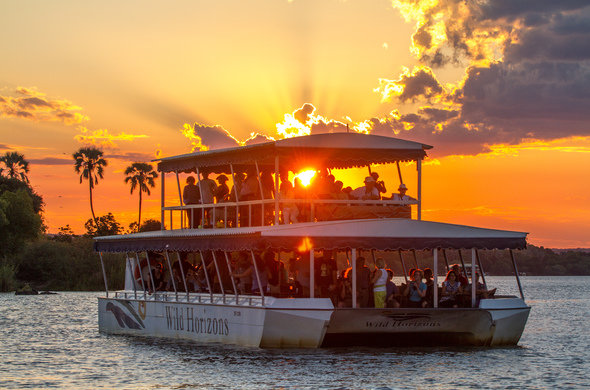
[293,169,316,187]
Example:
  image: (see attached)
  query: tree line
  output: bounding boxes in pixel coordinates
[0,148,158,291]
[1,149,589,292]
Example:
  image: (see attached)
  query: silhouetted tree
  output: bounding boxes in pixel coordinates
[73,147,107,227]
[0,152,30,183]
[84,213,121,237]
[124,162,157,230]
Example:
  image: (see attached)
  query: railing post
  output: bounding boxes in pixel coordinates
[224,251,239,304]
[351,248,357,308]
[310,248,315,298]
[211,251,225,303]
[274,155,280,226]
[442,249,450,273]
[164,250,178,301]
[475,249,488,289]
[98,252,109,298]
[254,160,264,226]
[135,252,147,300]
[145,251,157,297]
[175,171,184,229]
[229,164,239,227]
[433,248,438,308]
[510,249,525,301]
[125,252,137,299]
[196,168,205,227]
[160,171,165,230]
[417,158,422,220]
[199,250,214,303]
[250,250,265,306]
[175,252,190,302]
[398,250,408,283]
[471,248,476,308]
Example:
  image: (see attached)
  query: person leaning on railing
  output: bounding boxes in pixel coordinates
[183,176,201,228]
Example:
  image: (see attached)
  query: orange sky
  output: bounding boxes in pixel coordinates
[2,0,590,248]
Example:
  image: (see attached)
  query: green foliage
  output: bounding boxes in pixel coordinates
[0,151,30,183]
[0,176,44,214]
[138,219,162,232]
[72,146,107,226]
[0,260,18,292]
[52,225,76,243]
[15,236,125,291]
[84,213,122,237]
[124,162,158,229]
[0,189,42,257]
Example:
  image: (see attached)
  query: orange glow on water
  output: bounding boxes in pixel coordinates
[293,169,316,186]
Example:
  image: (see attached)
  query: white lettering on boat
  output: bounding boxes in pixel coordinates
[164,305,229,336]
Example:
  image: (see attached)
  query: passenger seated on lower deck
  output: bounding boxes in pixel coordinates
[385,269,400,308]
[464,272,496,300]
[337,270,353,308]
[404,268,427,308]
[451,264,469,287]
[423,268,435,307]
[232,252,268,295]
[439,270,462,308]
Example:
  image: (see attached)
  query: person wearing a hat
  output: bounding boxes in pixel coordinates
[391,183,416,202]
[370,171,387,195]
[349,176,381,200]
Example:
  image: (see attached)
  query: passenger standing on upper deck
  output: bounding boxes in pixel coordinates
[390,183,416,202]
[240,169,261,226]
[349,177,381,201]
[371,172,387,196]
[199,172,217,227]
[280,179,299,224]
[183,176,201,228]
[215,175,230,203]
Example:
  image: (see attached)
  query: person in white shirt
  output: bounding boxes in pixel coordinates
[390,183,416,202]
[349,176,381,200]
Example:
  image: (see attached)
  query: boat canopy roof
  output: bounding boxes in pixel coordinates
[157,133,433,173]
[94,219,527,253]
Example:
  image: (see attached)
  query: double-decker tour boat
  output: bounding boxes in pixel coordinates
[95,132,530,347]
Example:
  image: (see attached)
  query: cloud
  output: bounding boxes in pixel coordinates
[376,66,445,103]
[0,144,14,151]
[105,151,156,162]
[74,126,149,148]
[180,123,276,151]
[0,87,88,125]
[28,157,72,166]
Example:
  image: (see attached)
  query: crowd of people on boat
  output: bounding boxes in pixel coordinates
[133,250,495,308]
[181,170,416,228]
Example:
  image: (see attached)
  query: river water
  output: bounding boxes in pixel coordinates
[0,276,588,389]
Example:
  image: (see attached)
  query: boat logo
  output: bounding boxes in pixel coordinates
[106,301,145,329]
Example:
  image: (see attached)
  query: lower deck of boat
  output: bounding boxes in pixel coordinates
[98,292,530,348]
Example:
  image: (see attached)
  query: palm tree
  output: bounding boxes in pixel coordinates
[73,147,107,227]
[0,152,30,183]
[124,162,158,230]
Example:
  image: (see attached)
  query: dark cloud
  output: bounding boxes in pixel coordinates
[0,144,14,151]
[193,123,240,150]
[243,133,274,145]
[0,87,87,124]
[399,68,443,102]
[28,157,72,165]
[418,107,459,122]
[294,103,315,125]
[105,152,155,162]
[476,1,589,21]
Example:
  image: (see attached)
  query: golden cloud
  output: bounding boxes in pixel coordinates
[0,87,88,125]
[74,126,149,148]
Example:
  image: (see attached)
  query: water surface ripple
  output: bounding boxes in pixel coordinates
[1,277,588,389]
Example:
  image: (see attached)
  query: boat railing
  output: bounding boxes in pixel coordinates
[113,290,265,307]
[161,197,419,229]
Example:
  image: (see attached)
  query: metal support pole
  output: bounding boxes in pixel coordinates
[98,252,109,298]
[475,249,488,289]
[250,250,265,305]
[310,248,315,298]
[510,250,525,301]
[175,252,190,301]
[417,159,422,220]
[458,250,468,279]
[230,163,239,227]
[196,168,205,227]
[224,251,239,303]
[211,251,225,303]
[125,252,137,299]
[254,160,264,226]
[274,155,280,226]
[412,249,419,268]
[164,250,178,301]
[160,171,165,230]
[433,249,438,308]
[396,161,403,184]
[352,248,357,308]
[145,251,157,296]
[176,171,184,229]
[199,250,214,302]
[398,250,408,283]
[135,252,147,300]
[442,249,450,273]
[471,248,476,308]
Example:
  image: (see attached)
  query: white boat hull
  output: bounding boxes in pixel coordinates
[98,295,529,348]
